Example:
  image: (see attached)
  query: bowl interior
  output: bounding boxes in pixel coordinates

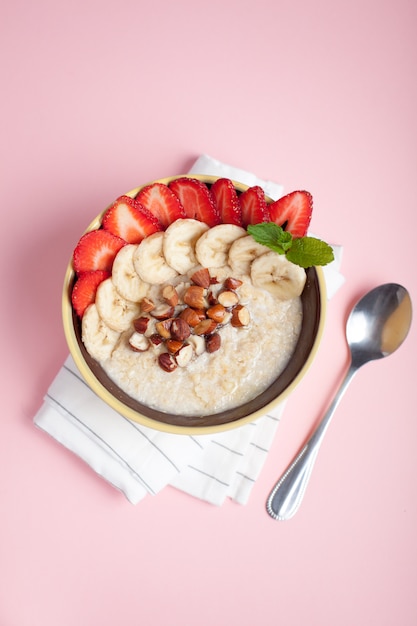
[63,175,326,434]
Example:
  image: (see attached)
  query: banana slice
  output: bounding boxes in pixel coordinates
[133,231,178,285]
[82,303,121,361]
[163,218,210,274]
[95,278,141,332]
[111,244,149,302]
[250,252,306,300]
[228,235,270,276]
[195,224,246,268]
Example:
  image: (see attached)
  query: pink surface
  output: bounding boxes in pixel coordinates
[1,0,416,624]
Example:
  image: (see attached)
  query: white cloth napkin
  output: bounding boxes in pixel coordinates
[34,155,344,506]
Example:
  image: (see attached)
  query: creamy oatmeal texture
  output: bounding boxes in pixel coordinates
[97,271,303,416]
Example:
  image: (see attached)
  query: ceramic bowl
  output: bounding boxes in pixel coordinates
[62,175,326,435]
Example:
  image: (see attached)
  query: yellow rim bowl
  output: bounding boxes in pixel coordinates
[62,175,327,435]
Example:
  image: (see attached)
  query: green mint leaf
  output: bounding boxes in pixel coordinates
[247,222,292,254]
[247,222,334,268]
[285,237,334,268]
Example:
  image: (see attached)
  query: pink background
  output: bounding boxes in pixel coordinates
[1,0,416,624]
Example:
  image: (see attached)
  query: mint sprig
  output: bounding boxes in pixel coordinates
[247,222,334,268]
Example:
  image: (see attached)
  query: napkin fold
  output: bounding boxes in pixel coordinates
[34,155,344,506]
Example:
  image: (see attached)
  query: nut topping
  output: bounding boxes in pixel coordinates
[129,332,150,352]
[171,318,191,341]
[179,307,201,327]
[155,318,173,339]
[190,267,211,288]
[175,344,193,367]
[231,304,250,327]
[217,290,239,308]
[140,297,155,313]
[207,290,217,306]
[194,318,217,336]
[162,284,179,306]
[133,316,150,334]
[183,285,206,309]
[158,353,177,372]
[207,303,227,323]
[187,335,205,356]
[166,339,184,354]
[150,303,175,320]
[149,333,164,346]
[206,333,221,353]
[129,266,251,371]
[224,277,243,290]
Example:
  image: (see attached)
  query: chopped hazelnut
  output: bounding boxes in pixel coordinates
[224,277,243,290]
[162,284,179,306]
[150,303,175,320]
[207,303,227,323]
[166,339,184,354]
[158,353,177,372]
[217,290,239,308]
[175,344,193,367]
[140,297,155,313]
[179,307,201,327]
[193,318,217,336]
[231,304,250,327]
[206,333,221,353]
[187,335,206,356]
[183,285,206,309]
[149,333,164,346]
[155,318,173,339]
[171,318,191,341]
[190,267,211,288]
[128,332,150,352]
[133,316,150,334]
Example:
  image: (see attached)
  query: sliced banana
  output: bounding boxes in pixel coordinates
[228,235,270,276]
[195,224,246,268]
[133,231,178,285]
[82,303,121,361]
[163,218,209,274]
[95,278,141,332]
[250,252,306,300]
[111,244,150,302]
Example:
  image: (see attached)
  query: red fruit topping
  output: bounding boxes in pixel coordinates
[210,178,242,226]
[169,177,220,227]
[135,183,186,228]
[268,190,312,237]
[239,185,269,227]
[102,195,162,244]
[73,230,126,274]
[71,270,110,318]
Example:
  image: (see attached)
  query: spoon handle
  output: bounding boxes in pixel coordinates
[266,363,358,520]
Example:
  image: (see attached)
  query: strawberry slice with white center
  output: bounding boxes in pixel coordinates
[210,178,242,226]
[135,183,186,228]
[102,195,162,244]
[73,230,126,274]
[268,190,312,237]
[169,178,220,227]
[239,185,269,227]
[71,270,110,318]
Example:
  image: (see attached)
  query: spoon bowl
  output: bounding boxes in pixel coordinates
[266,282,412,521]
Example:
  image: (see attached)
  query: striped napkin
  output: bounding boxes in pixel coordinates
[34,155,344,506]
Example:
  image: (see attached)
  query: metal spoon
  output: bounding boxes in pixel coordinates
[266,283,412,521]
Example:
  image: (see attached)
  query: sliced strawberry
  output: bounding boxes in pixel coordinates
[169,177,220,227]
[73,230,126,274]
[210,178,242,226]
[239,185,269,227]
[135,183,186,228]
[268,190,312,237]
[71,270,110,318]
[102,195,162,243]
